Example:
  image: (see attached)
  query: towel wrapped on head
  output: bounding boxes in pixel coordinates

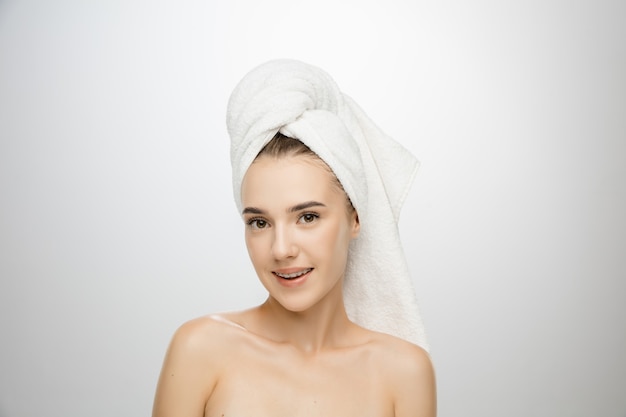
[227,59,428,350]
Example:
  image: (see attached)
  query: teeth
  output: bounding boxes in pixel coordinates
[275,268,312,279]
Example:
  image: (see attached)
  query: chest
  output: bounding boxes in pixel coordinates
[205,351,394,417]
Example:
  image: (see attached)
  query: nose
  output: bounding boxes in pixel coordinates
[271,224,298,260]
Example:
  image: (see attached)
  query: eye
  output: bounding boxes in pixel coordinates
[298,212,319,224]
[247,218,269,229]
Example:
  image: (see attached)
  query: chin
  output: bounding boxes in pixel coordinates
[275,297,317,313]
[272,287,342,314]
[268,290,328,313]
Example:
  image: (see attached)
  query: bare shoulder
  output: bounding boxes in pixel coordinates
[371,333,433,377]
[367,332,437,417]
[152,315,248,417]
[172,314,246,348]
[160,316,235,364]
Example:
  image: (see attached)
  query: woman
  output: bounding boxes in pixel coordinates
[153,60,436,417]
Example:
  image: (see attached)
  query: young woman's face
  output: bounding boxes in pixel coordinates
[241,154,360,313]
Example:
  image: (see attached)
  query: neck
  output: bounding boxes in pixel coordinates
[257,287,353,354]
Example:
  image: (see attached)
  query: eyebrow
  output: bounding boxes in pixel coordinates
[242,206,265,215]
[289,201,326,213]
[242,201,326,216]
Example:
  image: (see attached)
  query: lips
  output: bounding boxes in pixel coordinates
[273,268,313,280]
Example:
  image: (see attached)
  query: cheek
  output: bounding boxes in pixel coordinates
[244,233,266,265]
[308,221,351,259]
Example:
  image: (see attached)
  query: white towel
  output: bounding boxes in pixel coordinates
[227,59,428,350]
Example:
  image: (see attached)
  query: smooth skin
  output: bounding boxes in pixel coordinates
[152,154,436,417]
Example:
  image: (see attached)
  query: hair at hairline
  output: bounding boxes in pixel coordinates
[254,132,355,213]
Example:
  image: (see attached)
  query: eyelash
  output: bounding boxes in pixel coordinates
[245,212,320,229]
[298,212,319,224]
[246,217,268,229]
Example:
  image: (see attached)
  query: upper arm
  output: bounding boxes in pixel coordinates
[391,344,437,417]
[152,319,220,417]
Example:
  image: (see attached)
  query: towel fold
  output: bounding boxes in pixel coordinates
[227,59,428,350]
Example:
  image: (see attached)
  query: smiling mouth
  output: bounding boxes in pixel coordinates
[273,268,313,280]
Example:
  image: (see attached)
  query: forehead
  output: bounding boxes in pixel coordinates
[241,155,341,207]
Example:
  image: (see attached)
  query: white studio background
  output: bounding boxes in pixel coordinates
[0,1,624,416]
